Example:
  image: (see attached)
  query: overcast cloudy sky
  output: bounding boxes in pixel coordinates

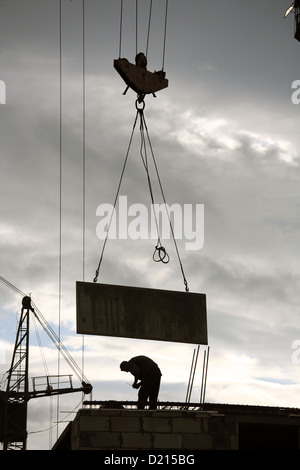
[1,0,300,450]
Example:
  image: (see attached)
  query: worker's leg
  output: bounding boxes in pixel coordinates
[137,384,148,409]
[149,375,161,410]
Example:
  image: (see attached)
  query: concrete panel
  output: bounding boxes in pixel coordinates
[76,282,207,345]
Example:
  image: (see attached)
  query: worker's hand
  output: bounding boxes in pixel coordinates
[132,382,141,389]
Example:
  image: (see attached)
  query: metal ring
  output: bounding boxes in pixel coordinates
[135,98,145,111]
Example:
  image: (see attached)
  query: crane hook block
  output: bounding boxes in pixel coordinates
[114,53,168,101]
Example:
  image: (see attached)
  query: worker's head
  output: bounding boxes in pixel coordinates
[120,361,129,372]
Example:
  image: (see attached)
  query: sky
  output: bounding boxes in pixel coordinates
[1,0,300,450]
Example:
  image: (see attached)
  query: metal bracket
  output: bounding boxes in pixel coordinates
[114,53,168,101]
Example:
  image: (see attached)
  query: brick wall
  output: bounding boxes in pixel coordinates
[70,408,239,450]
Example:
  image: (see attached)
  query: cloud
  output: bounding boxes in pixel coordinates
[1,0,300,450]
[197,63,218,73]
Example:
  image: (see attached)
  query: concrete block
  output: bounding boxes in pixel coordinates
[111,416,142,433]
[153,433,182,449]
[202,417,210,434]
[80,415,110,432]
[213,433,231,450]
[143,417,172,433]
[122,432,152,449]
[79,431,121,449]
[207,416,237,435]
[182,433,213,450]
[172,417,203,434]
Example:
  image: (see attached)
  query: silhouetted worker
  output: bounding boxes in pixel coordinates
[120,355,162,409]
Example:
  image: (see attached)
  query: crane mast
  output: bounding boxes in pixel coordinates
[0,294,92,450]
[1,299,30,450]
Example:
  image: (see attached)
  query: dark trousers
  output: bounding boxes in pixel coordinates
[138,373,161,410]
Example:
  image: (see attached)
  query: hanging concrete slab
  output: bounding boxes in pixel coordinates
[76,282,207,345]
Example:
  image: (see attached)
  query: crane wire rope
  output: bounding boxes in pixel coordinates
[93,111,139,283]
[138,104,169,264]
[138,104,160,243]
[81,0,86,404]
[56,0,89,427]
[31,310,53,447]
[145,0,153,59]
[1,1,87,446]
[162,0,169,70]
[119,0,123,57]
[82,0,86,287]
[119,0,168,69]
[0,275,90,385]
[31,301,90,384]
[95,1,187,286]
[32,313,50,379]
[28,396,82,437]
[136,0,138,57]
[93,100,189,292]
[57,0,63,440]
[138,105,189,291]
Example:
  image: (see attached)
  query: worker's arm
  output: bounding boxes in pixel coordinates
[129,363,142,388]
